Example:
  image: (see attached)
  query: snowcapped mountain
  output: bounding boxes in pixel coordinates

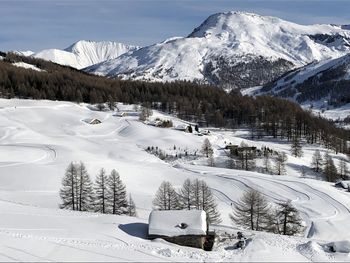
[85,12,350,89]
[31,40,139,69]
[252,53,350,110]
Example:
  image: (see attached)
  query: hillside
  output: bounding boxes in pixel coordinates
[0,98,350,261]
[245,54,350,122]
[26,40,139,69]
[85,12,350,89]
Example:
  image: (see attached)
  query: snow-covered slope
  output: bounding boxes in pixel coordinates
[245,53,350,121]
[86,12,350,89]
[32,40,139,69]
[12,61,44,72]
[0,98,350,261]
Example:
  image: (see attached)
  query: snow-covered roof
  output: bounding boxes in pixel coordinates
[335,180,350,189]
[148,210,207,237]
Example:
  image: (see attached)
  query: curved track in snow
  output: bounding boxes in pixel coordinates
[175,163,350,240]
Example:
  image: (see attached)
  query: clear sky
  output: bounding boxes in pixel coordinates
[1,0,350,52]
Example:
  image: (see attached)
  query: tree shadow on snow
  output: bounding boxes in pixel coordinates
[118,223,149,239]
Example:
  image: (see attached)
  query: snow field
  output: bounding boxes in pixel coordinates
[0,99,349,261]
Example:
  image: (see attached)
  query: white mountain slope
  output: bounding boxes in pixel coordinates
[243,53,350,121]
[32,40,139,69]
[0,98,350,261]
[86,11,350,89]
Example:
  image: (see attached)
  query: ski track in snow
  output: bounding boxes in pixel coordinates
[0,99,350,261]
[176,163,350,240]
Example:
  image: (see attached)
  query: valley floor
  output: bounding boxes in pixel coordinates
[0,99,349,261]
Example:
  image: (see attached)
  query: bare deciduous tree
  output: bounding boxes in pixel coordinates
[60,162,78,210]
[179,179,193,210]
[338,158,349,180]
[311,150,322,173]
[127,194,137,217]
[107,169,128,215]
[230,189,270,231]
[94,168,108,213]
[76,161,94,211]
[276,201,303,235]
[153,181,180,210]
[274,152,288,175]
[290,136,303,157]
[201,138,213,158]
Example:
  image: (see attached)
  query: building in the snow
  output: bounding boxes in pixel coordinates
[148,210,209,249]
[83,118,102,125]
[335,180,350,190]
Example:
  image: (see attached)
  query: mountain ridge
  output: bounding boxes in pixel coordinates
[85,11,350,89]
[29,40,139,69]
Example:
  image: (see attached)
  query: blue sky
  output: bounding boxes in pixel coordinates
[1,0,350,52]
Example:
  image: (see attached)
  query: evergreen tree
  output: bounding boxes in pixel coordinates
[276,201,303,235]
[107,169,128,215]
[59,162,78,210]
[201,138,213,158]
[153,181,180,210]
[274,152,288,175]
[290,136,303,157]
[76,162,94,211]
[94,168,108,213]
[311,149,323,172]
[323,153,339,182]
[230,189,271,231]
[127,194,137,217]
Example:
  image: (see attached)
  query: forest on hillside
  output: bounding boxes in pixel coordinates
[0,52,349,154]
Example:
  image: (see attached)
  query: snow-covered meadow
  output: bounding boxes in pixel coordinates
[0,99,349,261]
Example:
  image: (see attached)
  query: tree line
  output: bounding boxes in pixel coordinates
[1,52,349,154]
[311,149,349,182]
[60,162,136,216]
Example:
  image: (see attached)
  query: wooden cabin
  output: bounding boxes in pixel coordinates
[148,210,208,249]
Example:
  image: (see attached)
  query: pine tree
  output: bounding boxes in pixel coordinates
[274,152,288,175]
[230,189,271,231]
[338,159,349,180]
[311,149,323,172]
[201,138,213,158]
[107,169,128,215]
[76,162,94,211]
[276,201,303,235]
[127,194,137,217]
[290,136,303,157]
[153,181,180,210]
[94,168,108,213]
[59,162,78,210]
[323,153,339,182]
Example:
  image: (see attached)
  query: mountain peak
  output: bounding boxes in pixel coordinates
[188,11,283,38]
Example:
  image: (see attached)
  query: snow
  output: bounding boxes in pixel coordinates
[12,62,44,72]
[86,12,350,82]
[148,210,207,237]
[0,98,349,261]
[31,40,139,69]
[328,241,350,253]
